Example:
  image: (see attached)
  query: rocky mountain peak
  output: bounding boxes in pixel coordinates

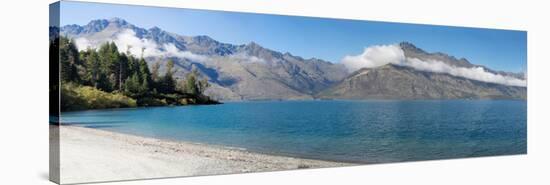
[399,42,426,54]
[191,35,217,45]
[108,17,128,26]
[241,41,284,59]
[61,18,136,36]
[245,41,264,51]
[80,19,110,33]
[148,26,162,32]
[87,19,109,27]
[399,41,476,68]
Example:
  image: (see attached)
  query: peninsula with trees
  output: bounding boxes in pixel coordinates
[52,36,219,112]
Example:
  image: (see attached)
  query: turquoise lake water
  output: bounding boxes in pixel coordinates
[60,100,527,163]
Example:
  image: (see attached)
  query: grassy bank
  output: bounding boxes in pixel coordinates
[61,83,220,112]
[61,83,137,111]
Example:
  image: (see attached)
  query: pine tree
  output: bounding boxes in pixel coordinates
[97,42,121,92]
[197,77,210,95]
[109,42,121,91]
[118,53,129,92]
[98,42,113,91]
[184,69,199,95]
[85,49,100,88]
[138,57,152,88]
[151,61,161,83]
[59,37,82,82]
[124,73,141,96]
[159,60,176,94]
[139,75,149,95]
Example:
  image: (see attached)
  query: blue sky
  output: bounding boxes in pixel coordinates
[59,1,526,72]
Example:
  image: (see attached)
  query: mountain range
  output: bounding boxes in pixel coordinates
[58,18,526,100]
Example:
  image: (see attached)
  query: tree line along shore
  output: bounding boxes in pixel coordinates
[51,36,220,112]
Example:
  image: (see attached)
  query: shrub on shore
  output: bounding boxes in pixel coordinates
[61,83,137,111]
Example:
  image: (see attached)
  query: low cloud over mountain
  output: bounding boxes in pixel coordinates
[341,44,526,87]
[74,29,208,62]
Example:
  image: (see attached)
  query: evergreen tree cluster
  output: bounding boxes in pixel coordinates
[55,36,219,110]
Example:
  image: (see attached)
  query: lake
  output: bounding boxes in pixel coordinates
[60,100,527,163]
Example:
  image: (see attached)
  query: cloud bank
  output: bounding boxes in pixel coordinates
[74,29,267,64]
[341,45,406,71]
[341,44,526,87]
[74,29,207,62]
[227,53,267,63]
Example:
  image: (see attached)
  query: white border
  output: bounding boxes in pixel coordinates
[0,0,548,184]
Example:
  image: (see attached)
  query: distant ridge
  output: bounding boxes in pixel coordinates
[60,18,526,100]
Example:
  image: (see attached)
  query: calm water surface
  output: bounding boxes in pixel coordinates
[61,100,527,163]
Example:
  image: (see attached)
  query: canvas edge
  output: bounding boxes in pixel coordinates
[49,1,61,184]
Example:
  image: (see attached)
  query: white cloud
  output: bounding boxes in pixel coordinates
[405,58,526,87]
[162,43,208,61]
[74,37,93,50]
[112,29,163,57]
[73,29,209,62]
[227,53,267,63]
[341,44,526,87]
[73,29,269,65]
[341,44,406,72]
